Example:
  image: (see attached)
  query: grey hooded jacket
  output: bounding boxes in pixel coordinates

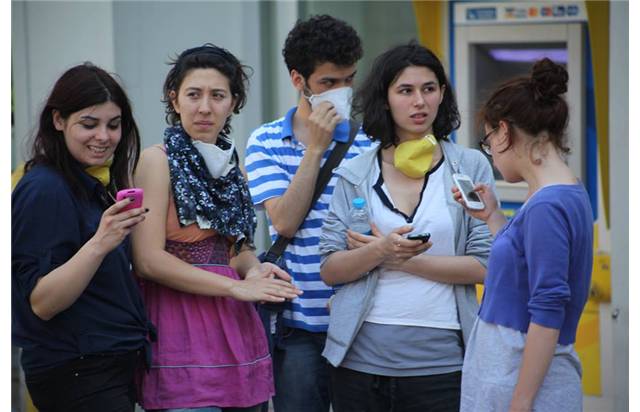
[319,140,496,367]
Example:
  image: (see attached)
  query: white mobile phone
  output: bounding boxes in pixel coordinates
[452,173,485,210]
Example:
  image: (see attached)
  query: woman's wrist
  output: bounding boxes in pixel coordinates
[232,248,259,279]
[83,237,110,259]
[487,209,506,226]
[225,278,243,298]
[370,239,390,265]
[509,396,533,412]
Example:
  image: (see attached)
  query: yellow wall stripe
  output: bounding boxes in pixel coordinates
[413,1,445,60]
[585,0,610,228]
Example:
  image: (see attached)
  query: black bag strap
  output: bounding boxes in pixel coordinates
[262,121,359,263]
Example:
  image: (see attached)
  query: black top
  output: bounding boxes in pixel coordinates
[12,163,150,374]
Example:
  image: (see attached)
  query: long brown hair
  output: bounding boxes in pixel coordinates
[25,63,141,198]
[354,42,460,148]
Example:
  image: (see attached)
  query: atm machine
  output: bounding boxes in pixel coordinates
[453,1,587,213]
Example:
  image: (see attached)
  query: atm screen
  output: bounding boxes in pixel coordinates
[472,42,568,180]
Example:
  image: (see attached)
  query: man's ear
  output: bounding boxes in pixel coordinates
[52,110,65,131]
[290,69,305,93]
[169,90,180,114]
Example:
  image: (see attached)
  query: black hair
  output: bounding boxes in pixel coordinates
[354,41,460,148]
[25,62,141,198]
[282,14,362,79]
[162,43,251,136]
[480,58,570,154]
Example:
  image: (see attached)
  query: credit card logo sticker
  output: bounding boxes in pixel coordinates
[466,7,497,21]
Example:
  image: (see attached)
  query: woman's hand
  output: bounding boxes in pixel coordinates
[89,198,148,256]
[348,224,431,270]
[378,225,432,270]
[346,223,381,250]
[452,182,500,221]
[452,183,507,236]
[245,262,292,282]
[229,277,302,303]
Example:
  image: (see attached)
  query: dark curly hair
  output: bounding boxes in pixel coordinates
[282,15,362,78]
[354,41,460,148]
[162,44,252,136]
[479,57,569,154]
[25,62,141,199]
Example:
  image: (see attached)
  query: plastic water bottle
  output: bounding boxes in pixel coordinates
[350,197,372,235]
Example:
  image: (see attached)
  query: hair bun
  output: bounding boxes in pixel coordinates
[530,58,568,103]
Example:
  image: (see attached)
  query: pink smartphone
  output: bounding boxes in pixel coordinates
[116,188,144,211]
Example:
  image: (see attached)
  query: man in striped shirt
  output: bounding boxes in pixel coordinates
[244,14,373,412]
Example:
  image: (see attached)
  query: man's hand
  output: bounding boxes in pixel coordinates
[306,101,340,155]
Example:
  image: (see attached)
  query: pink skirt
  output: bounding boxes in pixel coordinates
[137,238,273,409]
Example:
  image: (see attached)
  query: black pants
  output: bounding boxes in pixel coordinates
[25,350,140,412]
[330,366,461,412]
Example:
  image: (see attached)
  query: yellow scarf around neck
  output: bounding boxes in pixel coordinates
[11,160,112,191]
[393,134,438,179]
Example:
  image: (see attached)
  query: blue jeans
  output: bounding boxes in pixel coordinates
[330,366,461,412]
[271,326,331,412]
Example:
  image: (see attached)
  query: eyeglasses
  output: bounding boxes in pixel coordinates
[480,127,498,156]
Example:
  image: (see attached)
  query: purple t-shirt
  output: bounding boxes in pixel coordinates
[478,184,593,345]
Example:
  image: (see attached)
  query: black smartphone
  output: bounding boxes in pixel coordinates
[407,232,431,243]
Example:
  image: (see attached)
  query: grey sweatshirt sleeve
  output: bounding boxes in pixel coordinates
[463,151,496,268]
[319,175,352,268]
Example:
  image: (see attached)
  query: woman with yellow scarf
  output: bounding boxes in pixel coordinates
[319,43,495,412]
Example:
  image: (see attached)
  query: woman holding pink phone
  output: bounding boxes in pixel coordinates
[116,188,144,210]
[131,44,302,411]
[12,63,152,411]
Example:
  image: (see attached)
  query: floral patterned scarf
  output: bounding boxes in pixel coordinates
[164,125,256,249]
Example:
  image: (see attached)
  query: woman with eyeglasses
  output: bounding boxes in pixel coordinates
[131,44,302,412]
[455,58,593,412]
[318,42,495,412]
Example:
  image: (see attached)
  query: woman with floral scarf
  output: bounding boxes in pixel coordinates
[131,44,301,412]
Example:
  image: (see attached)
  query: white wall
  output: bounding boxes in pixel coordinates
[272,2,300,118]
[608,2,629,411]
[12,1,116,163]
[11,1,281,162]
[111,1,265,158]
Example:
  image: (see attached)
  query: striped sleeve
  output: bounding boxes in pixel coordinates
[245,122,291,208]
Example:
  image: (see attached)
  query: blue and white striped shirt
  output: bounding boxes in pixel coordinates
[245,107,375,332]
